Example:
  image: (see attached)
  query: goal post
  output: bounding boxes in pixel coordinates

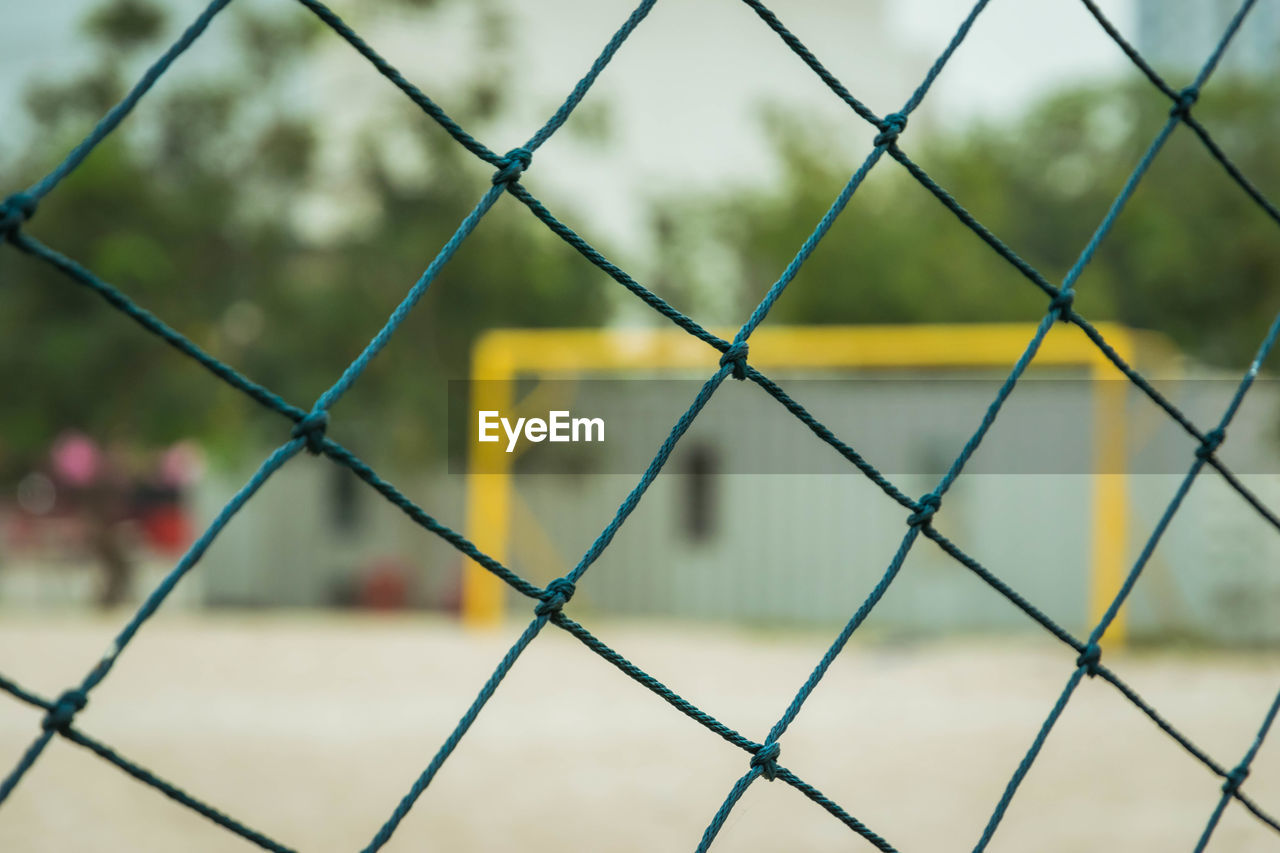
[463,322,1175,644]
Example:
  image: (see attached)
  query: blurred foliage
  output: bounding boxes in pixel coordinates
[0,0,609,476]
[8,0,1278,482]
[84,0,166,51]
[667,80,1280,369]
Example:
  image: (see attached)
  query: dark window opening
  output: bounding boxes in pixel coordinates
[331,464,360,535]
[681,444,718,543]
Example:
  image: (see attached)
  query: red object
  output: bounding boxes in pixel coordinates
[359,558,411,610]
[140,505,194,555]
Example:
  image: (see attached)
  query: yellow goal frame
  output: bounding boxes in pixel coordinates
[463,323,1175,644]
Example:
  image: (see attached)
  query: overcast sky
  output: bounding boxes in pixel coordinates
[2,0,1139,254]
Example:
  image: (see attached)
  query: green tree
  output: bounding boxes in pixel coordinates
[0,0,611,475]
[673,80,1280,368]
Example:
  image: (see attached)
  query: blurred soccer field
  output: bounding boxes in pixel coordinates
[0,613,1276,851]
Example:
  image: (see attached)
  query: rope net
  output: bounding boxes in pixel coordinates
[2,0,1279,850]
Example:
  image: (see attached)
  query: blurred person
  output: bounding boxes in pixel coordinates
[50,432,132,606]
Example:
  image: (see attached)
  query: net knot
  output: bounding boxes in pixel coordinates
[42,688,88,733]
[1049,288,1075,323]
[0,191,37,240]
[719,341,749,380]
[873,113,907,148]
[750,741,781,781]
[1196,427,1225,460]
[1222,763,1250,795]
[907,492,941,528]
[1076,642,1102,677]
[1170,87,1199,119]
[291,410,330,455]
[535,577,576,617]
[492,147,532,185]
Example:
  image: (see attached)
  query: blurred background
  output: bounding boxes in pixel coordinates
[2,0,1279,635]
[2,0,1280,850]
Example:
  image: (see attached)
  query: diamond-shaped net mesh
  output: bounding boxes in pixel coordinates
[2,0,1278,850]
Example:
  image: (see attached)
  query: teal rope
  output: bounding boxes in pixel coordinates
[26,0,237,202]
[697,309,1059,848]
[975,2,1278,846]
[721,0,1001,353]
[0,674,51,713]
[890,147,1280,537]
[733,145,886,345]
[0,440,302,805]
[316,438,545,600]
[551,613,761,754]
[8,232,307,421]
[520,0,658,153]
[752,0,1280,541]
[5,230,544,600]
[976,306,1280,851]
[696,0,1280,844]
[1194,689,1280,851]
[738,0,884,128]
[2,0,653,829]
[0,675,296,853]
[773,768,897,853]
[312,185,504,413]
[61,726,298,853]
[359,615,546,853]
[359,365,733,851]
[1096,670,1280,834]
[292,0,503,166]
[3,0,1280,846]
[505,181,919,508]
[919,523,1280,833]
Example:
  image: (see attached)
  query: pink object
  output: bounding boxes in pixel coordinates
[159,441,204,488]
[51,433,101,487]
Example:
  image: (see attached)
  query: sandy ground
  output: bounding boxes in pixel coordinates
[0,612,1277,852]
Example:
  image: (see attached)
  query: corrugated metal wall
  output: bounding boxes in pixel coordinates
[195,366,1280,644]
